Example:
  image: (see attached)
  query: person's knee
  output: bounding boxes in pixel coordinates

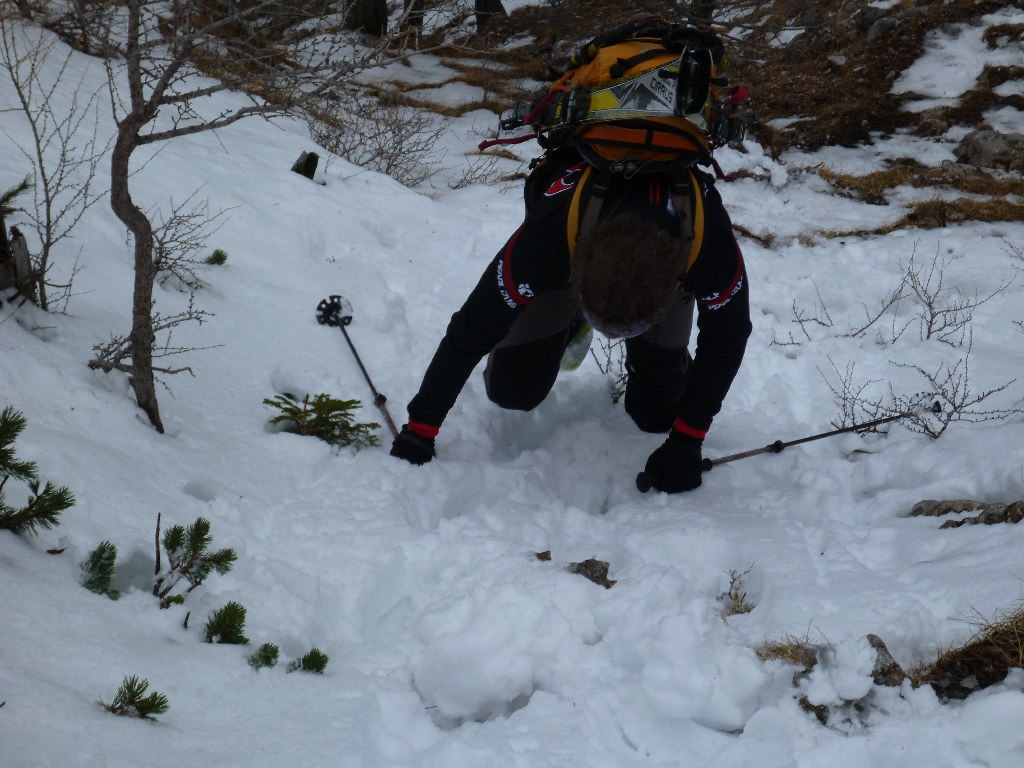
[486,379,548,411]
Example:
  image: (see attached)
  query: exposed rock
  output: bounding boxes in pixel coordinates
[802,9,826,28]
[290,151,320,179]
[567,558,616,588]
[535,550,551,561]
[867,17,898,42]
[940,501,1024,528]
[954,130,1024,172]
[910,497,1024,528]
[867,634,907,686]
[916,106,950,136]
[910,499,988,517]
[826,54,847,68]
[856,6,887,31]
[893,6,927,21]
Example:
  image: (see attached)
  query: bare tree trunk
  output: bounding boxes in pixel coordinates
[110,123,163,432]
[0,211,9,266]
[346,0,387,37]
[401,0,424,35]
[475,0,505,35]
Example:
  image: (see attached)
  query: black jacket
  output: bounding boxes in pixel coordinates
[408,152,752,435]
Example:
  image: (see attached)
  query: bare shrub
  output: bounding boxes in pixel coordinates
[898,246,1013,347]
[88,293,218,384]
[822,343,1019,440]
[151,194,227,291]
[447,154,503,190]
[780,242,1012,348]
[40,0,119,58]
[0,18,109,311]
[589,335,627,403]
[309,94,449,187]
[718,565,755,618]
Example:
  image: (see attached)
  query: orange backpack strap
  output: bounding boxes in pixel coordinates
[567,167,706,275]
[566,165,594,258]
[685,168,705,274]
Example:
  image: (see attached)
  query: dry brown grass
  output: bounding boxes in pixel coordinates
[818,160,1024,203]
[884,199,1024,231]
[756,635,820,670]
[912,603,1024,694]
[983,23,1024,49]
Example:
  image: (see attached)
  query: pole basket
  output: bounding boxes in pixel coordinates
[316,295,353,327]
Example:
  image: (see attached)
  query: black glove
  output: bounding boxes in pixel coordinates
[390,425,436,465]
[643,429,704,493]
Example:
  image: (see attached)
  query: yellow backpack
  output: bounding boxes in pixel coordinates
[484,16,752,177]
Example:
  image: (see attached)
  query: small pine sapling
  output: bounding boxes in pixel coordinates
[80,541,120,600]
[287,648,329,674]
[0,407,75,534]
[263,393,380,449]
[204,249,228,265]
[248,642,280,670]
[99,676,169,721]
[153,515,237,599]
[204,601,249,644]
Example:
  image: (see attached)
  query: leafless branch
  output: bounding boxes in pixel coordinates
[447,154,503,190]
[819,357,886,430]
[0,17,110,311]
[88,292,218,379]
[821,343,1020,441]
[151,193,228,291]
[590,336,627,403]
[309,92,449,187]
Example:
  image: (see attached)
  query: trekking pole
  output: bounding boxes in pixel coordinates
[636,401,942,493]
[316,295,400,440]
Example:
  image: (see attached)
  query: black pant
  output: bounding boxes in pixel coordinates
[483,288,694,425]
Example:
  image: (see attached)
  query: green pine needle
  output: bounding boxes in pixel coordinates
[99,676,169,721]
[0,479,75,534]
[185,517,213,561]
[204,249,228,265]
[161,523,186,559]
[204,601,249,644]
[287,648,329,674]
[263,393,380,449]
[0,176,32,218]
[159,594,185,609]
[0,407,38,483]
[248,642,280,670]
[81,541,120,600]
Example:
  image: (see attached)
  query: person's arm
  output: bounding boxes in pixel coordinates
[643,200,752,493]
[406,244,528,429]
[673,226,752,438]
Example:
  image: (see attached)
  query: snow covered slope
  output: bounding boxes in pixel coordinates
[2,20,1024,768]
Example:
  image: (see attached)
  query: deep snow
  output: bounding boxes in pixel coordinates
[2,15,1024,768]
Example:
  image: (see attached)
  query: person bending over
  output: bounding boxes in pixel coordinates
[389,150,751,493]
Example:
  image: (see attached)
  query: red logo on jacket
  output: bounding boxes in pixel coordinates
[544,163,586,196]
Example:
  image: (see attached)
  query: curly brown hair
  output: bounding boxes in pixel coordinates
[572,215,684,336]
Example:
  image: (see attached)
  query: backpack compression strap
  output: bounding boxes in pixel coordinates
[567,168,705,276]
